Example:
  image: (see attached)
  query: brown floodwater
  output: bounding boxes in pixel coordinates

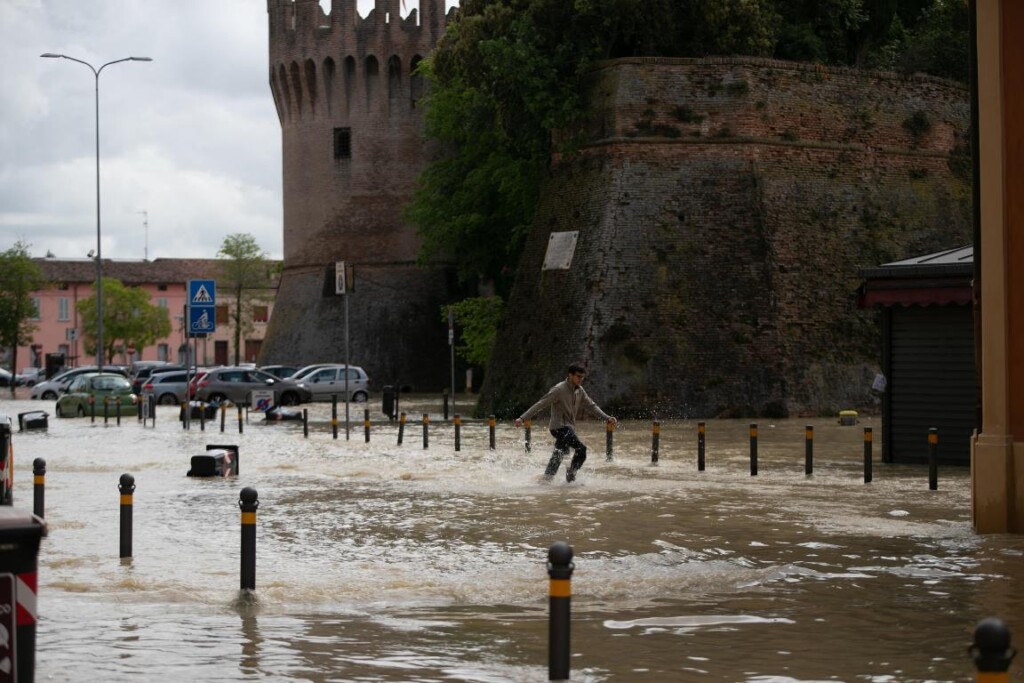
[2,394,1021,682]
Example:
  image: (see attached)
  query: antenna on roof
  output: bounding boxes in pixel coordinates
[137,210,149,260]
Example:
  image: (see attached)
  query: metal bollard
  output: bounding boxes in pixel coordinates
[805,425,813,476]
[33,458,46,519]
[103,396,109,425]
[332,395,339,440]
[180,403,187,429]
[443,390,449,421]
[454,414,462,452]
[489,415,496,451]
[364,408,371,443]
[199,401,206,431]
[548,541,574,682]
[239,487,259,591]
[119,473,135,559]
[969,617,1015,682]
[750,423,758,476]
[423,413,430,449]
[303,409,309,438]
[151,395,156,426]
[116,396,122,426]
[89,395,95,423]
[525,419,532,453]
[928,428,938,490]
[234,405,242,434]
[650,421,660,465]
[605,419,614,461]
[397,412,406,445]
[698,421,706,471]
[863,427,873,483]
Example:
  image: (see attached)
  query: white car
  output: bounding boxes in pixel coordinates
[290,364,369,402]
[30,366,103,400]
[16,367,43,386]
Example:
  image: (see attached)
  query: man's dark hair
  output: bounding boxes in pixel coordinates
[567,362,586,376]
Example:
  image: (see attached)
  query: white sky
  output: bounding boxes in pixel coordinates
[0,0,457,262]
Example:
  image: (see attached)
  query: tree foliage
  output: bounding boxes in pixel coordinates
[0,241,45,395]
[76,277,171,364]
[217,233,272,366]
[444,297,505,367]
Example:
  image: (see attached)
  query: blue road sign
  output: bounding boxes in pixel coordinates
[188,279,216,307]
[188,307,215,335]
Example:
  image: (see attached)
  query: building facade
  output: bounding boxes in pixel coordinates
[4,258,280,374]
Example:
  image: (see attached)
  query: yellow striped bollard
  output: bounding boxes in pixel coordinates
[698,422,706,471]
[605,419,614,462]
[454,414,462,452]
[422,413,430,449]
[33,458,45,519]
[397,412,406,445]
[525,418,532,453]
[332,395,339,439]
[237,404,244,434]
[863,427,873,483]
[119,473,135,559]
[749,423,758,476]
[489,415,496,451]
[239,487,258,591]
[548,541,574,682]
[103,396,110,424]
[650,420,660,465]
[364,408,371,443]
[928,428,938,490]
[804,425,813,476]
[115,396,122,425]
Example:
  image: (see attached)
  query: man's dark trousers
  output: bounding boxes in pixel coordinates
[545,427,587,478]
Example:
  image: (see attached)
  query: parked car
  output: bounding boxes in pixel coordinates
[131,363,185,394]
[290,364,370,402]
[259,365,300,379]
[193,366,312,406]
[0,368,12,387]
[55,373,138,418]
[15,367,43,387]
[141,370,191,405]
[31,366,105,400]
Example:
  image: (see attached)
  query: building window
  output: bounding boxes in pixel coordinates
[158,284,168,291]
[58,344,69,357]
[157,344,169,362]
[30,298,41,321]
[216,304,229,325]
[333,127,351,159]
[158,298,168,308]
[58,297,70,321]
[253,306,269,323]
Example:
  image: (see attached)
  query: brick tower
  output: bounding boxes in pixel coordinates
[261,0,455,389]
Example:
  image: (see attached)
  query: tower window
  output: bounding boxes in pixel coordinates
[334,128,352,159]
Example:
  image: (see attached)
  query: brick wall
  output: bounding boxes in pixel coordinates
[480,57,971,419]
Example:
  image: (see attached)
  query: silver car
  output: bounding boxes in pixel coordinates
[141,370,191,405]
[30,366,102,400]
[291,364,369,402]
[193,366,312,406]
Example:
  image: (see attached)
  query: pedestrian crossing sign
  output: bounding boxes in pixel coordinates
[188,279,216,306]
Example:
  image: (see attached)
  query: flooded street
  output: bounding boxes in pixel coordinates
[2,395,1022,682]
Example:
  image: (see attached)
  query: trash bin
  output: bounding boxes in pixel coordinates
[17,412,48,432]
[0,507,46,683]
[382,385,396,420]
[1,415,12,506]
[187,444,239,477]
[838,410,859,426]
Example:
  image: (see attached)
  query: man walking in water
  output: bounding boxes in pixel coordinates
[514,362,618,482]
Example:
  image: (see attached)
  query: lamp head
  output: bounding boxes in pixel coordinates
[40,53,63,58]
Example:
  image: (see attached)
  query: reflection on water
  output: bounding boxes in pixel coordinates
[2,395,1022,682]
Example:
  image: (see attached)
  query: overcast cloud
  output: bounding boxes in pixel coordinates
[1,0,456,262]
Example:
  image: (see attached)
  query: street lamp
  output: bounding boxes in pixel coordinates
[40,53,152,371]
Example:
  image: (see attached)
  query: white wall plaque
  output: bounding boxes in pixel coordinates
[542,231,579,271]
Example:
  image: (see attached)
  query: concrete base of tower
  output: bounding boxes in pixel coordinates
[260,263,460,392]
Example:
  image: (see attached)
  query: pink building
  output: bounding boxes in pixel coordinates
[8,258,280,374]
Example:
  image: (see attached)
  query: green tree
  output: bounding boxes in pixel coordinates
[0,242,45,396]
[217,233,272,366]
[444,297,505,367]
[76,278,172,364]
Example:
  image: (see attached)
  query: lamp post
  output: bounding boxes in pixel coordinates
[40,53,152,371]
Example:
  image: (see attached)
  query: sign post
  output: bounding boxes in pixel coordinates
[187,280,216,431]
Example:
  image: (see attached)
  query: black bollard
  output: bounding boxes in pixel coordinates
[525,419,532,454]
[454,414,462,452]
[200,401,206,431]
[397,412,406,445]
[548,541,574,682]
[443,390,449,421]
[698,422,706,471]
[180,403,187,429]
[805,425,813,476]
[650,421,660,465]
[103,396,109,425]
[928,428,938,490]
[332,395,339,440]
[303,409,309,438]
[151,394,156,427]
[239,487,259,591]
[489,415,496,451]
[89,395,95,423]
[119,473,135,559]
[605,419,614,462]
[116,396,122,426]
[863,427,873,483]
[423,413,430,449]
[750,423,758,476]
[969,617,1015,682]
[237,405,244,434]
[33,458,46,519]
[364,408,371,443]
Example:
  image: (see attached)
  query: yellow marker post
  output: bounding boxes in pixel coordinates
[547,542,574,682]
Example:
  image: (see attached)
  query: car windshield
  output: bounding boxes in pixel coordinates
[93,376,131,391]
